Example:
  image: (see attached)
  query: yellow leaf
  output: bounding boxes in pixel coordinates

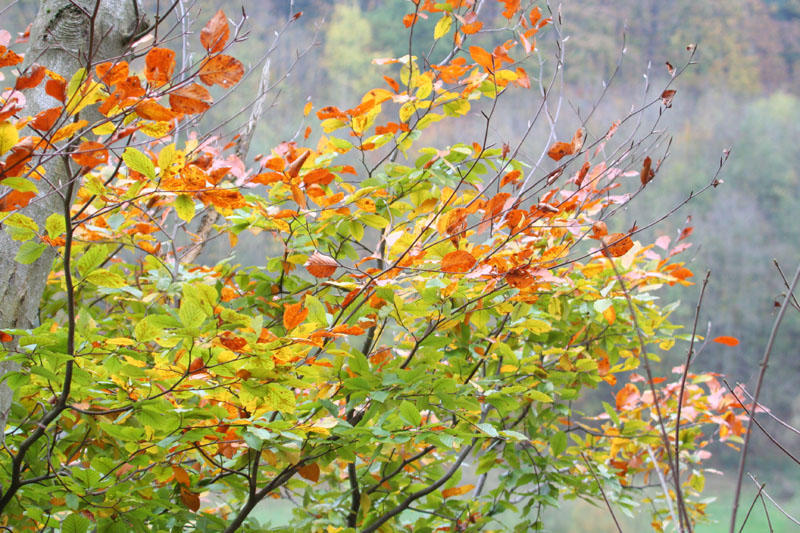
[140,121,173,138]
[106,338,136,346]
[434,14,452,40]
[0,121,19,155]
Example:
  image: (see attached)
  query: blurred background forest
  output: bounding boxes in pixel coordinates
[6,0,800,530]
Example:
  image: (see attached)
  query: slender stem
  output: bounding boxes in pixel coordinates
[729,261,800,533]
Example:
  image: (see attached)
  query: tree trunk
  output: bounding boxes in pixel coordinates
[0,0,141,440]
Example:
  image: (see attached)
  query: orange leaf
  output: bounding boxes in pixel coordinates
[546,141,573,161]
[576,161,590,187]
[95,61,129,86]
[200,10,230,54]
[305,251,337,278]
[199,189,246,210]
[283,302,308,330]
[135,99,178,121]
[0,331,12,342]
[188,357,205,374]
[30,107,63,131]
[172,466,191,487]
[71,141,108,169]
[442,484,475,498]
[144,47,175,87]
[0,190,35,212]
[601,233,633,258]
[469,46,494,71]
[285,150,310,179]
[713,336,739,347]
[179,487,200,512]
[461,20,483,35]
[199,54,244,88]
[615,383,640,410]
[45,78,66,102]
[298,462,320,483]
[441,250,476,273]
[14,64,45,90]
[169,83,213,114]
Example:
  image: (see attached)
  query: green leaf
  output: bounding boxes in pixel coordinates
[399,400,422,426]
[76,245,107,275]
[525,389,553,403]
[174,194,195,222]
[134,316,163,342]
[4,213,38,232]
[123,147,156,180]
[1,176,38,193]
[84,269,126,288]
[360,213,388,229]
[15,241,47,264]
[602,401,620,426]
[45,213,66,239]
[550,431,567,456]
[179,299,206,329]
[61,513,91,533]
[476,423,498,438]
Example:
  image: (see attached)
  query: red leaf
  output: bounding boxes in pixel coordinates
[45,79,66,102]
[71,141,108,169]
[145,48,175,87]
[0,331,12,342]
[441,250,476,273]
[661,89,676,108]
[304,251,338,278]
[200,10,230,54]
[713,336,740,347]
[198,54,244,88]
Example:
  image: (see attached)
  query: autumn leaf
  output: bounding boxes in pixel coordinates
[199,54,244,88]
[283,302,308,330]
[713,336,740,347]
[441,250,476,273]
[601,233,634,258]
[661,89,676,108]
[640,156,654,186]
[615,383,640,410]
[179,487,200,512]
[305,251,337,278]
[547,128,585,161]
[469,46,494,72]
[285,150,310,179]
[169,83,213,114]
[144,48,175,87]
[71,141,108,169]
[14,64,45,90]
[0,331,11,342]
[45,78,66,102]
[135,99,178,121]
[0,190,35,212]
[200,10,230,54]
[95,61,129,86]
[442,484,475,498]
[298,462,320,483]
[172,466,191,487]
[29,107,62,131]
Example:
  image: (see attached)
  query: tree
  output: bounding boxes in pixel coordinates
[0,1,746,531]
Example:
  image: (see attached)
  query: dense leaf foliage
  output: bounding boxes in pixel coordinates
[0,2,746,531]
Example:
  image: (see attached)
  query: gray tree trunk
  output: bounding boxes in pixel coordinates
[0,0,141,441]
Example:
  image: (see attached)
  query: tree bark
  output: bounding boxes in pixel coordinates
[0,0,141,440]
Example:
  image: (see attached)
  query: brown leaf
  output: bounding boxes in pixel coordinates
[546,141,572,161]
[200,10,230,54]
[145,48,176,87]
[298,462,320,483]
[661,89,676,108]
[179,487,200,512]
[283,302,308,330]
[570,127,585,153]
[305,251,337,278]
[640,156,654,186]
[198,54,244,88]
[172,466,191,487]
[665,61,675,77]
[575,161,590,187]
[441,250,476,273]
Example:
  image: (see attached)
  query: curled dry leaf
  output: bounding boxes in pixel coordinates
[547,128,585,161]
[661,89,676,108]
[285,150,310,179]
[305,251,338,278]
[640,156,654,186]
[666,61,675,77]
[441,250,477,273]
